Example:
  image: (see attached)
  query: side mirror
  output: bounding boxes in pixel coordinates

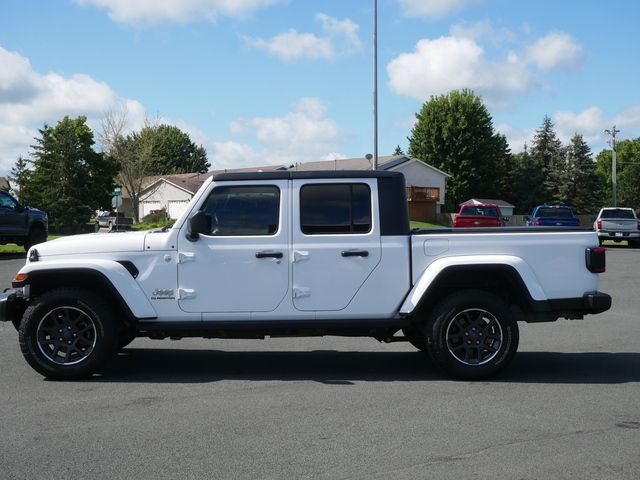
[187,211,211,241]
[503,216,511,222]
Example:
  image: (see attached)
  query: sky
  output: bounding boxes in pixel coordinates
[1,0,639,176]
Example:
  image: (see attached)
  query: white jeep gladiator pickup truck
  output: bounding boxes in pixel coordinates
[0,171,611,380]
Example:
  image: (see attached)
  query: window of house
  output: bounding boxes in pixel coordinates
[300,183,371,234]
[201,185,280,236]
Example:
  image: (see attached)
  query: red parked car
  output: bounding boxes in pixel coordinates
[453,204,505,228]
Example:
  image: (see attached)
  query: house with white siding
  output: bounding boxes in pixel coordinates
[121,166,286,220]
[290,155,450,212]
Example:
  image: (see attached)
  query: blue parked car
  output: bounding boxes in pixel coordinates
[526,205,581,227]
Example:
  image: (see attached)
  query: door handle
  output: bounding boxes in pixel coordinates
[255,251,283,259]
[341,250,369,257]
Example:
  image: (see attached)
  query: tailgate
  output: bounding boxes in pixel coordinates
[602,219,637,231]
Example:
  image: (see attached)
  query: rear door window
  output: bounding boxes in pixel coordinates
[300,183,371,234]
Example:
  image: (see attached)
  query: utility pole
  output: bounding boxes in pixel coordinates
[604,125,620,206]
[372,0,378,170]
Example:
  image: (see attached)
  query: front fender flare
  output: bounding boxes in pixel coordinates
[17,259,157,319]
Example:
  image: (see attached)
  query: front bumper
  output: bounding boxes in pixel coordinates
[0,288,27,325]
[0,290,17,323]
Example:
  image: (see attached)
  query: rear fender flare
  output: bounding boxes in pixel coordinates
[400,255,546,314]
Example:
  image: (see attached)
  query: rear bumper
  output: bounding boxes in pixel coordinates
[597,231,640,240]
[547,291,612,316]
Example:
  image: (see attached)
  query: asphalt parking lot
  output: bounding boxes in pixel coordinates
[0,248,639,479]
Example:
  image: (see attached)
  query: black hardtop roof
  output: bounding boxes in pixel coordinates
[212,170,403,182]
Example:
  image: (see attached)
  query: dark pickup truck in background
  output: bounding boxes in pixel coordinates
[0,189,48,251]
[96,211,133,231]
[526,205,580,227]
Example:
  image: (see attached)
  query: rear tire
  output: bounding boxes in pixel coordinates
[424,290,519,380]
[19,288,118,379]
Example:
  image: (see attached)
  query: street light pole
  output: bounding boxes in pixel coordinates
[604,125,620,207]
[372,0,378,170]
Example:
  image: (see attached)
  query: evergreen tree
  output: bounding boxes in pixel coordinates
[393,145,404,156]
[23,116,118,232]
[529,116,564,206]
[511,145,545,214]
[408,89,508,209]
[554,134,601,214]
[8,156,31,200]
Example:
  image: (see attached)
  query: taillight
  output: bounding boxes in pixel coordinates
[596,219,602,230]
[586,247,606,273]
[533,218,541,226]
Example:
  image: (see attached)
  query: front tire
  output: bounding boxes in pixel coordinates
[24,226,47,251]
[19,288,118,379]
[424,290,519,380]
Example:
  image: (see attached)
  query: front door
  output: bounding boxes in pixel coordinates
[177,181,289,313]
[291,179,381,311]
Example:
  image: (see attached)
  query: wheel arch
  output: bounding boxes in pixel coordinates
[401,257,548,318]
[15,263,157,322]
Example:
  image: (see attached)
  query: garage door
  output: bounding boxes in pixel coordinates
[141,201,162,219]
[168,200,190,219]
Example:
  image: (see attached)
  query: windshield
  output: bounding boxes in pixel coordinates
[600,209,636,219]
[536,207,573,218]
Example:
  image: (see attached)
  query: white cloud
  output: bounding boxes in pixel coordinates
[396,0,480,19]
[449,20,517,46]
[527,32,584,70]
[243,13,362,61]
[499,104,640,153]
[495,123,535,153]
[387,29,585,107]
[204,98,347,168]
[387,36,536,106]
[554,106,606,144]
[614,105,640,131]
[0,45,145,174]
[73,0,283,25]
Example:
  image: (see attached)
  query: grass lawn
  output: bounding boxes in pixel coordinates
[0,235,62,254]
[410,220,447,229]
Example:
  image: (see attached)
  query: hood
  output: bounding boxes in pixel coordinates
[31,231,148,257]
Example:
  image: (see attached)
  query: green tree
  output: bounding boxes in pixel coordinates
[510,145,545,214]
[135,124,209,175]
[393,145,404,156]
[530,115,563,203]
[23,116,118,232]
[8,156,31,199]
[553,134,601,214]
[597,137,640,210]
[407,89,509,209]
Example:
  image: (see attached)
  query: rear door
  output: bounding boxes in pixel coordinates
[291,179,381,311]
